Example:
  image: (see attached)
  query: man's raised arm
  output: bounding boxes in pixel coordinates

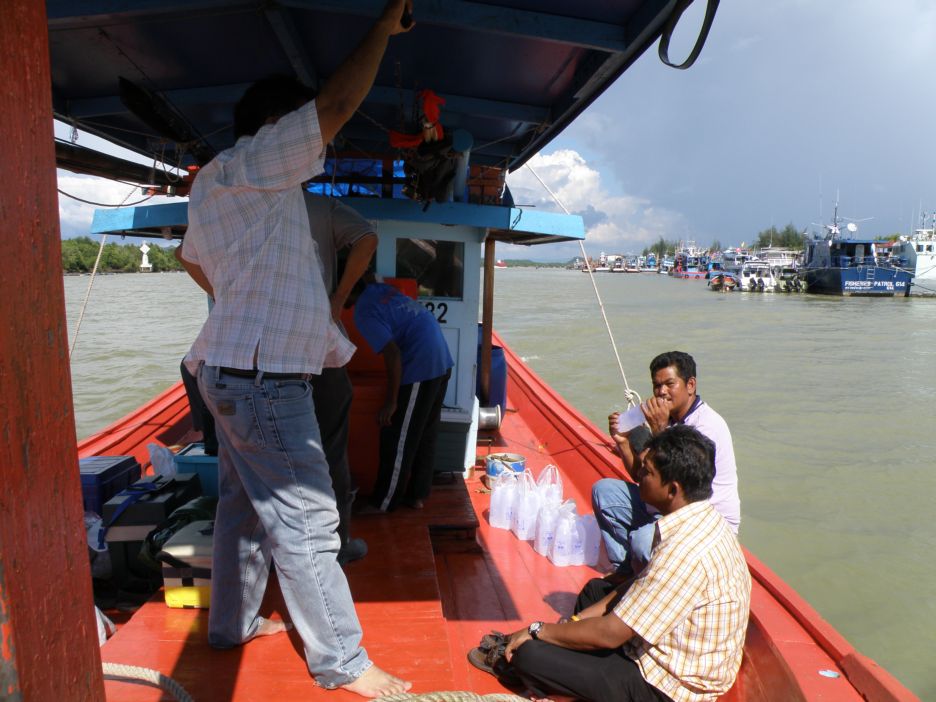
[316,0,413,144]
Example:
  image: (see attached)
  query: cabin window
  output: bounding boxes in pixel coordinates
[917,244,924,252]
[395,239,464,299]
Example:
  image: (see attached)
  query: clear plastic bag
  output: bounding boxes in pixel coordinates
[549,500,578,566]
[534,501,560,556]
[511,471,541,541]
[489,470,519,530]
[535,464,563,508]
[579,513,602,567]
[148,442,177,478]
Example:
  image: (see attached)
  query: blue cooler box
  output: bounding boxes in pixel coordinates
[174,443,218,497]
[79,455,142,515]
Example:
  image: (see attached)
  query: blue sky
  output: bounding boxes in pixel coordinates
[503,0,936,261]
[57,1,936,260]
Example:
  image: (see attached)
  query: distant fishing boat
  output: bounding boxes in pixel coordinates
[802,208,913,296]
[891,219,936,294]
[495,259,508,269]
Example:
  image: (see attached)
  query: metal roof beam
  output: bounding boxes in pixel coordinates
[46,0,253,29]
[264,5,319,89]
[65,81,547,130]
[282,0,633,53]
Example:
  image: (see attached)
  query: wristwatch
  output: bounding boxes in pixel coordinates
[528,621,544,640]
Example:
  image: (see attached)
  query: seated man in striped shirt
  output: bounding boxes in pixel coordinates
[500,425,751,702]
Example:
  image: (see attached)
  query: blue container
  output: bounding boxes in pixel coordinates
[476,325,507,411]
[485,452,526,479]
[79,455,142,515]
[174,443,219,497]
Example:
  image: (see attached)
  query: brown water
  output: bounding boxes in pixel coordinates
[65,269,935,698]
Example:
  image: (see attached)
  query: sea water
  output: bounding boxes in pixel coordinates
[64,269,935,698]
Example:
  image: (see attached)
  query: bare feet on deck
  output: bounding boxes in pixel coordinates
[341,664,412,698]
[253,617,292,639]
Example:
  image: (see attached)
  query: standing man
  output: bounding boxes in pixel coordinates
[593,351,740,576]
[180,1,414,697]
[351,276,453,512]
[305,193,377,564]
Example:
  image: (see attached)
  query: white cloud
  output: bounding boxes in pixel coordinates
[505,149,690,258]
[56,171,179,238]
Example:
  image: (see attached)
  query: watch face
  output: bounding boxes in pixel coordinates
[528,621,543,639]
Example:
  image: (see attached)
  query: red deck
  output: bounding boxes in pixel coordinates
[88,339,918,702]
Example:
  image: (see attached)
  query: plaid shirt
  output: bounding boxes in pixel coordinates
[183,101,354,374]
[614,501,751,702]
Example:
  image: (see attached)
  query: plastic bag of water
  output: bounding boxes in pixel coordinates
[489,470,519,529]
[549,501,578,566]
[511,471,541,541]
[535,463,563,507]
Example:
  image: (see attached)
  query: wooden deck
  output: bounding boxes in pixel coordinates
[98,411,609,701]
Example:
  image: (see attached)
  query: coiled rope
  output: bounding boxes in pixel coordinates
[103,662,194,702]
[524,164,641,409]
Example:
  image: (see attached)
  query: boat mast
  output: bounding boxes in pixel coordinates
[0,3,105,699]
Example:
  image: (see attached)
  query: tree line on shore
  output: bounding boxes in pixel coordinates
[62,237,183,273]
[640,223,902,259]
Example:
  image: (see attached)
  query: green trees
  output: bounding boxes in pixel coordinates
[61,237,184,273]
[754,224,806,250]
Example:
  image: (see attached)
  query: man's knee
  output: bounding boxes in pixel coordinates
[510,639,552,675]
[592,478,634,514]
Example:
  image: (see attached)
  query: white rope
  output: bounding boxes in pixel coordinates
[103,662,194,702]
[523,164,640,408]
[68,186,139,357]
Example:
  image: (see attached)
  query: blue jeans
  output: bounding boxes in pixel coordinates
[197,365,370,688]
[591,478,661,575]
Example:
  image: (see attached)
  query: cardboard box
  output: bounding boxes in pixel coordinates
[158,520,214,609]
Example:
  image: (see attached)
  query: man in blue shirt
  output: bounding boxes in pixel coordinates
[352,276,454,511]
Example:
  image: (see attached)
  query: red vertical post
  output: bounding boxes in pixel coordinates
[0,2,105,700]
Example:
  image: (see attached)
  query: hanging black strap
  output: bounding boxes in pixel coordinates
[658,0,720,70]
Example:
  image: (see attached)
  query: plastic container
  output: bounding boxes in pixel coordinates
[485,452,526,479]
[476,325,507,412]
[79,455,142,515]
[174,443,219,496]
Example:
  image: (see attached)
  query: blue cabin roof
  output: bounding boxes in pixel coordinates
[49,1,699,174]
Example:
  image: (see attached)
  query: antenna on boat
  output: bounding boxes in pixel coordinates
[524,163,641,408]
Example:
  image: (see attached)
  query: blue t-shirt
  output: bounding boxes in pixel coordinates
[354,283,454,385]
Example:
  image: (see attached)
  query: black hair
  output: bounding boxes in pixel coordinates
[644,425,715,503]
[650,351,697,383]
[628,425,653,454]
[233,75,318,139]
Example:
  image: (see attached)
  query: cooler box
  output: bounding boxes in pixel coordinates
[102,473,203,582]
[79,455,142,515]
[174,443,219,497]
[158,520,214,609]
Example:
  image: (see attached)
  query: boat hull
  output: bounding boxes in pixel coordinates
[804,267,912,296]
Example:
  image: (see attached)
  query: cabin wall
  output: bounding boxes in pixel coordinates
[0,2,105,699]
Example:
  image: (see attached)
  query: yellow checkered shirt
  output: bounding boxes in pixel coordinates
[614,501,751,702]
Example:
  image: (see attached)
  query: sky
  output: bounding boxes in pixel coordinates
[56,1,936,261]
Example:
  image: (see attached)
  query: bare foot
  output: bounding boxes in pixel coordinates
[254,617,292,638]
[341,664,412,698]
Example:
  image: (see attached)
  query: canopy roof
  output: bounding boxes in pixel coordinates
[49,0,700,176]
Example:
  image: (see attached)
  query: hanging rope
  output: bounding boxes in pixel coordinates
[103,662,194,702]
[524,164,641,409]
[69,186,141,356]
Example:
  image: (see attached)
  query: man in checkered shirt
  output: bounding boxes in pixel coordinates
[180,1,414,697]
[499,425,751,702]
